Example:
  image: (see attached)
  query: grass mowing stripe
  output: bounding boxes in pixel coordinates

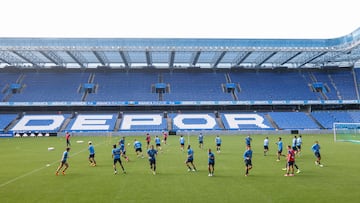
[1,134,360,203]
[0,140,105,188]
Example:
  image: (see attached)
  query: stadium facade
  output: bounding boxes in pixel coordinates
[1,27,360,136]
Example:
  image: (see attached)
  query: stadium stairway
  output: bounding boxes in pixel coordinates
[114,112,123,131]
[215,112,225,129]
[59,115,74,132]
[264,114,279,130]
[167,116,172,131]
[307,112,325,129]
[327,74,342,100]
[3,113,22,132]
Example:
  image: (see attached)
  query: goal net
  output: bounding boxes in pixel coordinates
[333,123,360,143]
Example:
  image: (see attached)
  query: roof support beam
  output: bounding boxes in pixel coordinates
[0,51,21,66]
[212,51,227,68]
[39,51,65,66]
[66,51,86,68]
[256,51,277,67]
[93,51,108,66]
[169,51,175,68]
[0,52,13,65]
[191,51,201,66]
[235,51,252,66]
[12,51,40,67]
[299,52,327,67]
[119,51,129,68]
[280,52,302,65]
[145,50,152,66]
[0,58,10,64]
[314,52,343,66]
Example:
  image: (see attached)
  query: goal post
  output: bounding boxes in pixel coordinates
[333,122,360,143]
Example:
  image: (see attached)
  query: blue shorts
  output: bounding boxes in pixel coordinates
[208,161,215,166]
[186,158,193,163]
[149,158,156,165]
[244,159,252,167]
[113,158,121,165]
[314,151,321,158]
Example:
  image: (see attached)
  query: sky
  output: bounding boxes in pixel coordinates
[0,0,359,39]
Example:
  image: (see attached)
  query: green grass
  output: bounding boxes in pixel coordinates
[0,134,359,203]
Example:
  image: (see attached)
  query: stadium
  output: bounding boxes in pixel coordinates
[1,26,360,202]
[1,28,360,136]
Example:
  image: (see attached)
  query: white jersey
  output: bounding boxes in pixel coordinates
[296,137,302,146]
[292,138,297,147]
[264,138,269,146]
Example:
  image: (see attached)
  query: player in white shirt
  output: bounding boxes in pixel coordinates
[296,135,302,156]
[263,137,269,156]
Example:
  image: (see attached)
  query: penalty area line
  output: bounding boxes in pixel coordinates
[0,141,105,188]
[0,166,50,188]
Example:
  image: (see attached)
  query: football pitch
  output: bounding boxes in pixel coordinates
[0,133,359,203]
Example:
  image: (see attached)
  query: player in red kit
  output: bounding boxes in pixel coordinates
[146,133,151,149]
[163,131,168,145]
[284,145,296,176]
[65,132,71,147]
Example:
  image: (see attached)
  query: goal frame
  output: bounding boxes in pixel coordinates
[333,122,360,143]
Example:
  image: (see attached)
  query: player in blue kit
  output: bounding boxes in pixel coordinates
[112,144,126,174]
[208,148,215,177]
[243,145,253,176]
[119,141,129,162]
[55,147,70,176]
[198,133,204,149]
[185,145,197,172]
[147,145,158,175]
[311,141,323,167]
[179,135,185,151]
[134,139,144,158]
[119,136,125,145]
[245,135,252,147]
[215,135,221,153]
[155,135,162,152]
[276,137,284,161]
[88,141,96,166]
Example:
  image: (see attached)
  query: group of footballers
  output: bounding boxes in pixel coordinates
[55,132,323,177]
[270,135,323,176]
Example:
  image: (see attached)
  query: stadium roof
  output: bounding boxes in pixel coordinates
[1,27,360,69]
